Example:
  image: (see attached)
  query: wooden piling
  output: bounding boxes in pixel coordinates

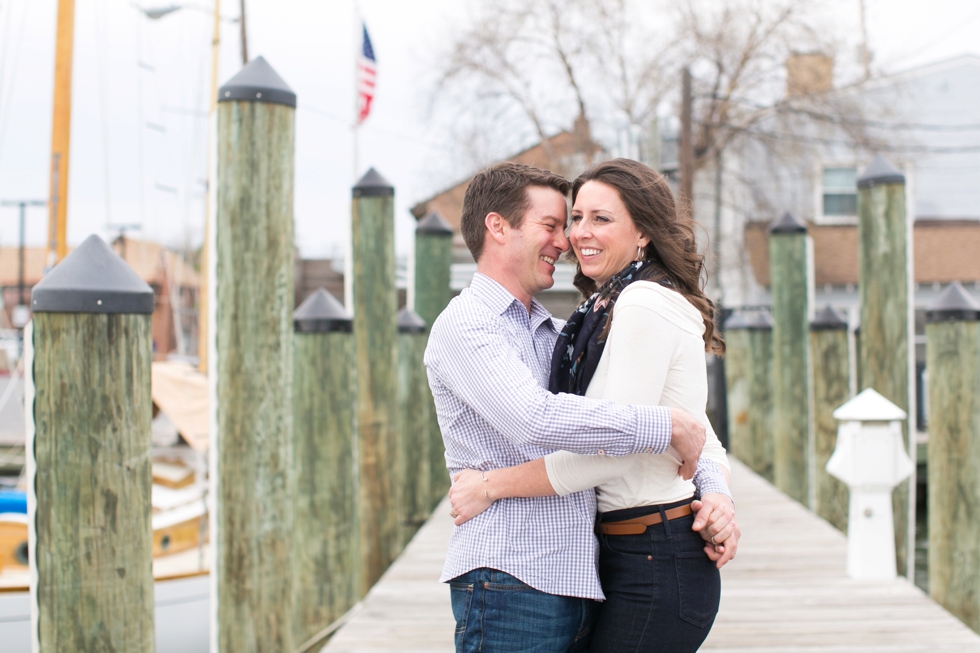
[29,234,155,652]
[723,311,775,481]
[213,57,296,652]
[413,212,453,507]
[769,212,812,505]
[810,305,850,533]
[397,308,430,546]
[857,154,914,578]
[292,289,359,647]
[926,282,980,633]
[352,167,399,590]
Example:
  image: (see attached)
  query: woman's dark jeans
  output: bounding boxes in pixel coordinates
[590,499,721,653]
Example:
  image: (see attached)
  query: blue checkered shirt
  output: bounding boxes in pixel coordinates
[425,273,728,600]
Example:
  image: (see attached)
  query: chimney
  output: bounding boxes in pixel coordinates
[786,53,834,97]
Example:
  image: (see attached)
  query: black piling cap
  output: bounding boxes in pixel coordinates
[32,235,154,314]
[768,212,807,235]
[397,308,427,334]
[811,304,849,330]
[857,154,905,189]
[723,310,772,331]
[293,288,352,333]
[926,281,980,323]
[353,168,394,198]
[218,56,296,108]
[416,212,453,236]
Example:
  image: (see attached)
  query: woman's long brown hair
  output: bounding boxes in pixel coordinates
[568,158,725,356]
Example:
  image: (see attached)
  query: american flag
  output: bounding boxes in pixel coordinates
[356,22,376,125]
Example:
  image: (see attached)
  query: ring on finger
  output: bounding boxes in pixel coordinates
[449,511,458,518]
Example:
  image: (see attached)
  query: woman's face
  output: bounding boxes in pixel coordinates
[570,180,649,287]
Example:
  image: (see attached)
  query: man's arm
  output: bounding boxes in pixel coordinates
[426,309,704,467]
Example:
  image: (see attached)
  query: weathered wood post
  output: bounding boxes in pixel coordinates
[769,212,813,505]
[857,154,915,578]
[414,212,454,507]
[292,288,359,648]
[213,56,296,652]
[810,304,851,532]
[352,168,399,589]
[723,310,774,481]
[925,282,980,632]
[29,234,155,652]
[397,308,430,546]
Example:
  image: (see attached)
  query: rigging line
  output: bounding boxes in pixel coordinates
[695,94,980,131]
[0,0,30,167]
[96,0,114,227]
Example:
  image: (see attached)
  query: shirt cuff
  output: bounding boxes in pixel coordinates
[693,458,732,501]
[632,405,672,455]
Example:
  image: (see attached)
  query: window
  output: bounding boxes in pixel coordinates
[822,167,857,217]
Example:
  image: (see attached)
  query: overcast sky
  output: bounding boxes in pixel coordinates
[0,0,978,260]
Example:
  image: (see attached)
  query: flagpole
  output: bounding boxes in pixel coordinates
[346,3,360,314]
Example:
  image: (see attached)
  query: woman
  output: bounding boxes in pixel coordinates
[449,158,735,652]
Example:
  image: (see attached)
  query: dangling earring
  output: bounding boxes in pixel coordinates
[635,244,644,261]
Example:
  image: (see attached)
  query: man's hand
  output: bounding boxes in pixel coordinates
[668,407,705,480]
[692,493,739,569]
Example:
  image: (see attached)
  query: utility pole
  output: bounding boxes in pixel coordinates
[680,67,694,214]
[239,0,249,65]
[1,200,47,308]
[47,0,76,268]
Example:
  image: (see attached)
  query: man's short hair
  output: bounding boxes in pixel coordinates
[460,162,570,261]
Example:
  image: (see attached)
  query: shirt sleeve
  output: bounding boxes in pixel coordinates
[424,306,672,456]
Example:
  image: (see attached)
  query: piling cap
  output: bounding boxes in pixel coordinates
[293,288,352,333]
[833,387,907,422]
[725,310,773,331]
[811,304,848,330]
[925,281,980,323]
[218,56,296,108]
[416,212,453,236]
[397,308,427,334]
[32,235,154,314]
[857,154,905,189]
[353,168,394,198]
[768,212,807,235]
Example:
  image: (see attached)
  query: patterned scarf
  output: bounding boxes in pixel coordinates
[549,259,661,395]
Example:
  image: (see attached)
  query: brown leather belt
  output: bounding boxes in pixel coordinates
[599,504,693,535]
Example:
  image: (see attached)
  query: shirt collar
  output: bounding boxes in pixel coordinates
[468,273,558,334]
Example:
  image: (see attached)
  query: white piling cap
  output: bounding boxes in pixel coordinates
[833,387,907,422]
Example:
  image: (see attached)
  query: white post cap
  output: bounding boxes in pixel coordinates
[832,387,907,422]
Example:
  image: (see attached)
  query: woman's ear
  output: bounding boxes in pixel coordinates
[485,212,508,245]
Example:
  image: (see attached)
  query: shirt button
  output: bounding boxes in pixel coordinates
[597,450,605,455]
[646,447,653,453]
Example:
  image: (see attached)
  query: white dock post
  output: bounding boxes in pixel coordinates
[826,388,913,580]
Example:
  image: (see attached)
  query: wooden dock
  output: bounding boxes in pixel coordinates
[322,459,980,652]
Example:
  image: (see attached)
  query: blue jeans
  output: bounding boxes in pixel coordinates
[449,568,597,652]
[590,499,721,653]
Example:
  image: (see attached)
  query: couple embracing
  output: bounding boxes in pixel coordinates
[424,158,740,653]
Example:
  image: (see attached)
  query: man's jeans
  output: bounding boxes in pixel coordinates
[449,568,596,653]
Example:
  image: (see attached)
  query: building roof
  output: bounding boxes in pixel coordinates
[410,126,599,243]
[745,219,980,287]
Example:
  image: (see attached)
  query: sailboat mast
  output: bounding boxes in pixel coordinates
[47,0,76,268]
[198,0,221,373]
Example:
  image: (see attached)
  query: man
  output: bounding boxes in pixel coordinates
[424,162,737,652]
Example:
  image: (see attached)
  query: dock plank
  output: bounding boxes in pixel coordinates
[322,459,980,652]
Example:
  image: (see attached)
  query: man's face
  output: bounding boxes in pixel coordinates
[502,186,569,300]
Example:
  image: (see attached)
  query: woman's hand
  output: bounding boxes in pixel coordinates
[691,493,739,569]
[449,469,495,526]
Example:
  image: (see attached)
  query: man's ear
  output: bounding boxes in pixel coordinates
[485,212,509,246]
